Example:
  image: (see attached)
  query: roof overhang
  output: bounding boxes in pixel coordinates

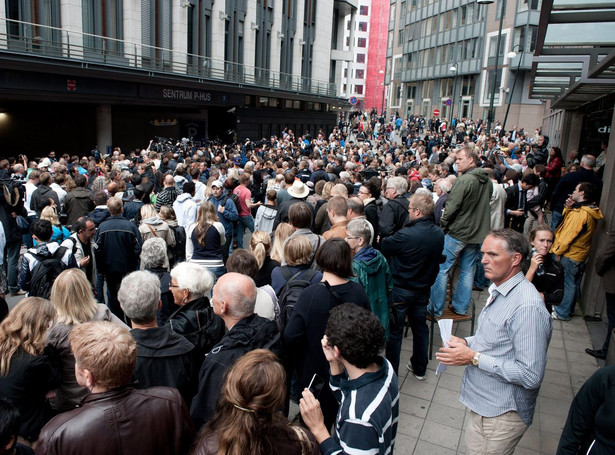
[530,0,615,110]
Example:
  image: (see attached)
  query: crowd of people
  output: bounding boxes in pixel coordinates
[0,111,613,455]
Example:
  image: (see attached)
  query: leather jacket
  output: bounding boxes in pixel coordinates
[36,386,194,455]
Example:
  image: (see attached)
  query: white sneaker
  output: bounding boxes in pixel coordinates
[406,364,426,381]
[551,311,570,321]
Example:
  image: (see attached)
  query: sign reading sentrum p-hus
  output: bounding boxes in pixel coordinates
[139,85,229,105]
[162,88,211,101]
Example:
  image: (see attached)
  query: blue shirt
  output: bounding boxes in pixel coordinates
[461,272,552,425]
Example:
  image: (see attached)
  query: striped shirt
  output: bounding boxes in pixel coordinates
[320,357,399,455]
[461,272,552,425]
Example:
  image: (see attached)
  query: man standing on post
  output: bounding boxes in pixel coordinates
[550,182,603,321]
[95,197,142,322]
[436,229,552,455]
[233,174,261,249]
[429,146,492,317]
[381,193,444,377]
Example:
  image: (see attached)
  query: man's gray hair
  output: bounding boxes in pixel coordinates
[170,262,214,297]
[347,218,372,246]
[488,229,530,261]
[387,176,409,196]
[438,179,452,193]
[140,238,168,269]
[580,154,595,167]
[216,274,256,318]
[118,271,161,324]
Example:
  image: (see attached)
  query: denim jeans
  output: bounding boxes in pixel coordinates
[473,244,489,289]
[551,211,563,230]
[429,234,479,317]
[386,287,429,376]
[555,256,585,320]
[235,215,254,249]
[5,240,21,293]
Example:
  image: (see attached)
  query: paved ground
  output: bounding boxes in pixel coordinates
[395,289,606,455]
[7,285,608,455]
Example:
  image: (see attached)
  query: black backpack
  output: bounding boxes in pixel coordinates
[169,224,186,266]
[29,247,68,299]
[276,267,318,333]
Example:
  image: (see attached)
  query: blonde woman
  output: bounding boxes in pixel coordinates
[186,202,226,279]
[0,297,61,444]
[39,205,70,243]
[250,230,280,287]
[46,268,127,412]
[270,222,294,264]
[138,204,175,266]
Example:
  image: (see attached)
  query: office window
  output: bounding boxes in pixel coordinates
[357,37,366,48]
[355,85,363,95]
[355,69,364,79]
[356,53,365,63]
[359,5,368,15]
[358,21,367,32]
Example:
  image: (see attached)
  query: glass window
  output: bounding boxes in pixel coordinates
[355,85,364,94]
[357,37,366,48]
[359,5,368,15]
[358,21,368,32]
[356,69,364,79]
[356,53,366,63]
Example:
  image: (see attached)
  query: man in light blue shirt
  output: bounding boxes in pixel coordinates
[437,229,552,455]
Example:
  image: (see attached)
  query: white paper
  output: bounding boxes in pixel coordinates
[435,319,453,376]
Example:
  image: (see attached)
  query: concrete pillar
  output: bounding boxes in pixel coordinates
[96,104,113,154]
[581,101,615,317]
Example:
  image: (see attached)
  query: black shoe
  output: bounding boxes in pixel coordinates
[585,348,607,360]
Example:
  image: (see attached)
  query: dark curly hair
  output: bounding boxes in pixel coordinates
[325,303,385,369]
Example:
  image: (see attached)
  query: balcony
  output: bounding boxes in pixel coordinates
[0,18,337,98]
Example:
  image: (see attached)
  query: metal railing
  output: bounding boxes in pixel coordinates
[0,17,337,97]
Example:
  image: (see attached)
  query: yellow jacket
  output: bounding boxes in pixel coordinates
[551,203,603,262]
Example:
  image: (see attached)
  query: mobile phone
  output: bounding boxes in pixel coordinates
[307,374,325,399]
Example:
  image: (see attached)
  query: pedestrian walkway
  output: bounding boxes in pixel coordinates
[395,289,602,454]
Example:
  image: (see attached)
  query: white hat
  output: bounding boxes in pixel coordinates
[287,180,309,199]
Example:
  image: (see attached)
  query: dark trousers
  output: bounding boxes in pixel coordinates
[105,273,127,323]
[602,292,615,353]
[5,240,21,293]
[386,287,429,376]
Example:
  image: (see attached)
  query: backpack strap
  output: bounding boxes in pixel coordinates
[280,266,301,282]
[146,224,159,237]
[322,281,344,305]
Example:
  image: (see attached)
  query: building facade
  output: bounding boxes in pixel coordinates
[384,0,543,133]
[0,0,352,155]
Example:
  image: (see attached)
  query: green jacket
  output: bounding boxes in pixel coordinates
[440,168,492,243]
[351,247,394,338]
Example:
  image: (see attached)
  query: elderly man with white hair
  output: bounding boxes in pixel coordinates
[434,178,452,226]
[166,262,225,362]
[190,272,282,429]
[119,270,197,406]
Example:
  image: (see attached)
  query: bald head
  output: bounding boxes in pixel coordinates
[213,272,256,319]
[163,174,175,187]
[331,183,349,199]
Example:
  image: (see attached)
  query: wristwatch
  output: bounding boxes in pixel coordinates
[472,352,481,367]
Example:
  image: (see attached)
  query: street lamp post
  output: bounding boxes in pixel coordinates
[478,0,504,137]
[450,65,457,123]
[501,45,523,138]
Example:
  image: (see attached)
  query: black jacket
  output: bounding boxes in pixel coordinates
[364,200,380,245]
[378,196,409,239]
[381,216,445,291]
[131,326,197,406]
[190,313,281,429]
[94,215,142,276]
[166,297,225,362]
[0,347,62,442]
[0,178,27,244]
[522,255,564,305]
